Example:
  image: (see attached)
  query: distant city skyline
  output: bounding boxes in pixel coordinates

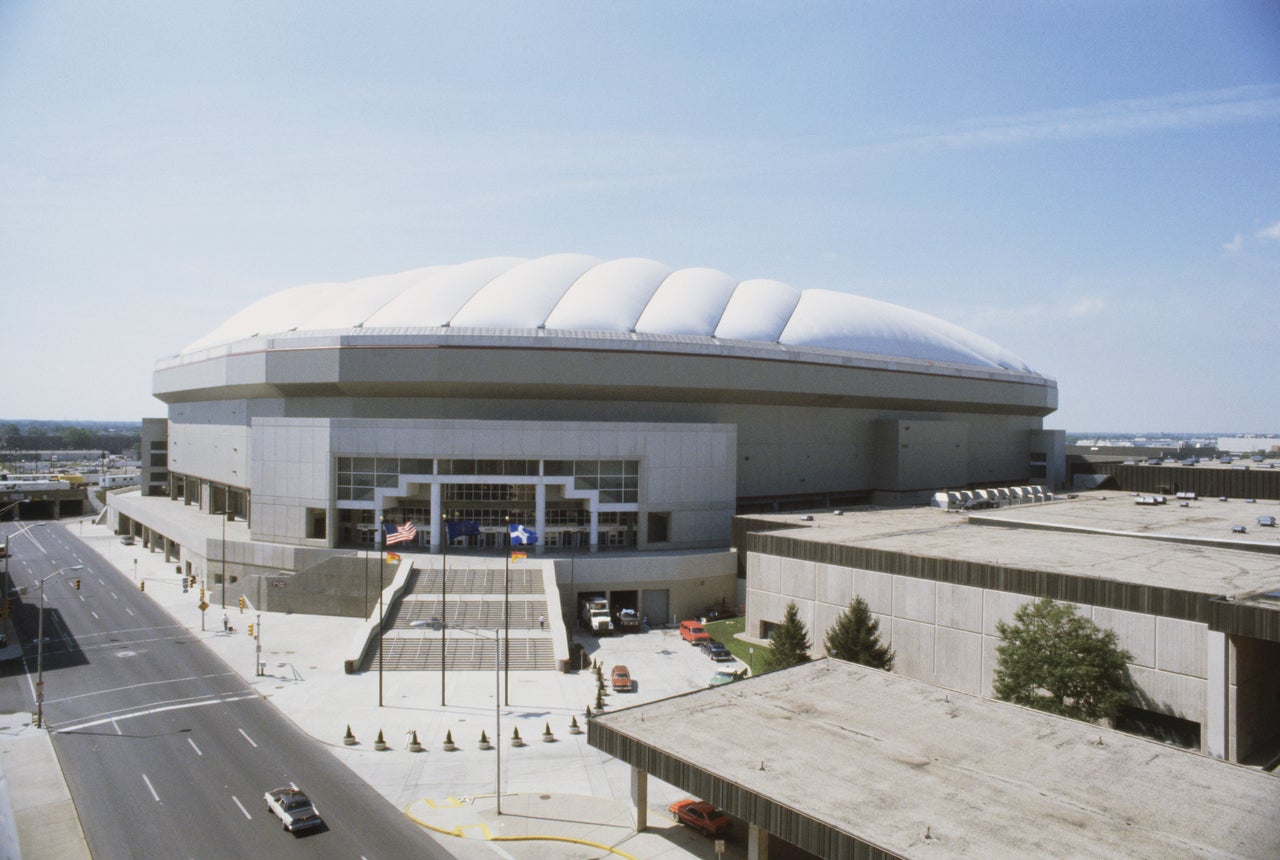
[2,2,1277,432]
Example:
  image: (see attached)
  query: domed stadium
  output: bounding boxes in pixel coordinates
[115,254,1060,624]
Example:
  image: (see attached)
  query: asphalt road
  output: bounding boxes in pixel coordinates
[2,520,455,859]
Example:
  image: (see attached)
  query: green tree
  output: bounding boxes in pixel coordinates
[993,598,1133,723]
[763,602,811,672]
[62,427,96,450]
[824,596,894,670]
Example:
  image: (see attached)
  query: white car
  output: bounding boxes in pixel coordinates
[264,786,323,834]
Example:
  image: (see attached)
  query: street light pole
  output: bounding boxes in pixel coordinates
[440,513,448,707]
[220,508,226,609]
[36,564,84,728]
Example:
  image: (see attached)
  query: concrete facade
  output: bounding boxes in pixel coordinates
[742,495,1280,764]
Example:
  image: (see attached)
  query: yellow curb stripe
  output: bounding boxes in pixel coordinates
[404,800,639,859]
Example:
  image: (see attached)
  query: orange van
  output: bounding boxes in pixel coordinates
[679,620,710,645]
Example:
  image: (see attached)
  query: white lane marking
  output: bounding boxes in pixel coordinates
[52,692,260,734]
[112,719,122,735]
[232,795,252,819]
[125,607,134,616]
[142,773,159,802]
[48,671,242,705]
[90,611,98,620]
[188,738,202,756]
[110,591,118,600]
[239,728,258,748]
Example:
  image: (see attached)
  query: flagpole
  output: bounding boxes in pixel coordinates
[504,518,510,706]
[440,513,448,707]
[378,516,384,708]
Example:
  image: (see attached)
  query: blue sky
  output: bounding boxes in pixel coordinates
[2,1,1277,432]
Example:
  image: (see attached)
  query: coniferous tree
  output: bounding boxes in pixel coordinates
[824,596,894,670]
[993,598,1133,723]
[763,602,812,672]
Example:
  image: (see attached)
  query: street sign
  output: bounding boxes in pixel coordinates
[198,601,209,611]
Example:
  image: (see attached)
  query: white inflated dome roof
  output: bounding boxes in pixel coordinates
[182,254,1035,373]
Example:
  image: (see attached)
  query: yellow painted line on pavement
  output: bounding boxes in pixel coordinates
[405,798,639,860]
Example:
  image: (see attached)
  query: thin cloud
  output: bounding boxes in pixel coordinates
[1223,233,1245,253]
[1065,297,1105,318]
[860,85,1280,155]
[1256,221,1280,242]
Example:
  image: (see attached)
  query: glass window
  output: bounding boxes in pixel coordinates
[545,460,573,476]
[400,458,433,475]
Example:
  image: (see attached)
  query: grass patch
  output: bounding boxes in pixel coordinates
[705,617,767,672]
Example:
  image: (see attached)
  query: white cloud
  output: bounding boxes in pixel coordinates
[1256,221,1280,242]
[854,85,1280,155]
[1065,297,1105,318]
[1223,233,1245,253]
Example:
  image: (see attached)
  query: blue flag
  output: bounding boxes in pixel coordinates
[508,523,538,545]
[446,519,480,540]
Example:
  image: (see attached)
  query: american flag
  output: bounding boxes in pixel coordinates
[383,521,417,545]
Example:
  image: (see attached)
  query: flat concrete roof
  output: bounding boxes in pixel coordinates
[592,659,1280,859]
[745,492,1280,599]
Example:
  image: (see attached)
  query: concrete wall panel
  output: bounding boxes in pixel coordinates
[1155,617,1208,678]
[1093,607,1157,669]
[936,581,984,633]
[933,626,983,695]
[892,617,935,680]
[893,576,936,625]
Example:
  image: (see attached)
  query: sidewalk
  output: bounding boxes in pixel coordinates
[3,518,739,860]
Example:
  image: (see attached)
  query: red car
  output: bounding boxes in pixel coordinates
[668,798,730,837]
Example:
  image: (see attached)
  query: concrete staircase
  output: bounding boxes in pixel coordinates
[362,565,557,672]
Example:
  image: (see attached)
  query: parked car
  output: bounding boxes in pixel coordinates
[669,798,731,837]
[708,670,739,686]
[264,786,324,834]
[611,665,632,692]
[702,604,738,622]
[1258,516,1277,527]
[120,534,135,546]
[701,640,733,662]
[679,620,710,645]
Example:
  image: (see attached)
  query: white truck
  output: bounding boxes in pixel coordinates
[581,598,614,635]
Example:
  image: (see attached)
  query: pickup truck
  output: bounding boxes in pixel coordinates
[617,608,642,633]
[264,786,324,834]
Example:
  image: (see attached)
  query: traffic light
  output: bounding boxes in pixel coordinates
[139,580,145,592]
[74,578,81,591]
[199,586,206,601]
[238,596,246,613]
[182,578,188,593]
[247,624,255,638]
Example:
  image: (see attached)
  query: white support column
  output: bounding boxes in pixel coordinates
[1205,629,1230,759]
[630,766,648,831]
[429,482,442,552]
[589,504,599,554]
[535,483,546,556]
[748,822,771,860]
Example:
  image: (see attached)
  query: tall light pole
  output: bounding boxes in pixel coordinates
[36,564,84,728]
[220,506,227,609]
[440,513,449,707]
